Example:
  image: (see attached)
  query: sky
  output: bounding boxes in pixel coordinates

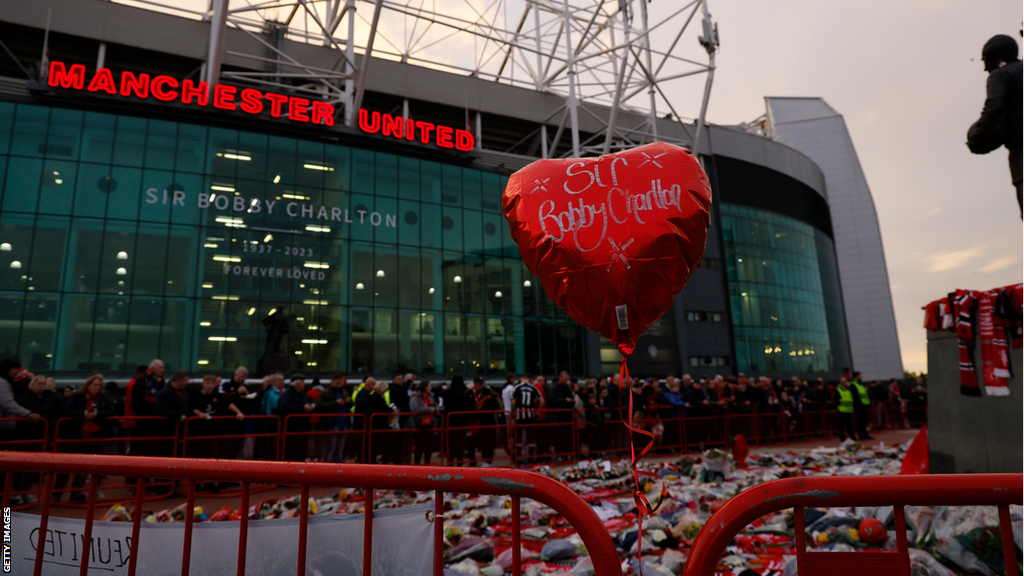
[695,0,1023,374]
[117,0,1022,374]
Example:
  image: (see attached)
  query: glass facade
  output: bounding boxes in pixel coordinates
[721,204,850,373]
[0,102,586,376]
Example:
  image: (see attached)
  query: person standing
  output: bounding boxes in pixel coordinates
[850,371,873,441]
[0,366,40,442]
[408,380,439,465]
[133,359,167,439]
[967,34,1022,216]
[154,370,190,437]
[836,377,856,442]
[17,374,62,443]
[510,374,540,461]
[317,372,352,463]
[470,376,498,466]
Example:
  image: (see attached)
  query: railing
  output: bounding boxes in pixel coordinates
[0,452,621,576]
[683,474,1023,576]
[1,399,923,469]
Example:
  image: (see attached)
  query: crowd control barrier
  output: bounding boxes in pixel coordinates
[1,399,924,469]
[683,473,1023,576]
[0,417,48,510]
[282,413,365,463]
[0,452,621,576]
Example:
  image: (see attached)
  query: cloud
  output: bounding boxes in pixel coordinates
[923,244,984,272]
[976,256,1018,273]
[923,206,941,217]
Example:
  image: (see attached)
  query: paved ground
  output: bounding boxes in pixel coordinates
[14,427,924,521]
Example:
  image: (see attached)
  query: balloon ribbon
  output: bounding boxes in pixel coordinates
[619,355,667,575]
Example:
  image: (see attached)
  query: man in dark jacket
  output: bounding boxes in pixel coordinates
[278,374,315,432]
[133,359,167,437]
[154,369,189,437]
[968,34,1023,216]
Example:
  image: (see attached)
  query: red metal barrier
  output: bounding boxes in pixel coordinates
[0,418,47,510]
[182,415,281,461]
[509,408,579,464]
[281,413,365,463]
[684,474,1023,576]
[444,410,510,467]
[52,416,179,505]
[0,452,621,576]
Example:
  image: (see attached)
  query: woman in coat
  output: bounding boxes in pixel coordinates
[407,380,438,464]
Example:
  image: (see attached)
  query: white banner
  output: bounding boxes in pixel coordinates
[8,504,433,576]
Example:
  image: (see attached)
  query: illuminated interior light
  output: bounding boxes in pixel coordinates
[210,185,235,192]
[247,307,256,316]
[273,175,281,184]
[376,270,385,277]
[523,280,531,287]
[302,299,329,305]
[213,255,241,262]
[220,153,251,161]
[494,291,502,297]
[294,350,303,355]
[208,336,238,342]
[301,339,328,344]
[55,179,63,185]
[10,261,22,269]
[453,276,462,283]
[355,283,364,290]
[307,362,318,366]
[116,251,128,260]
[116,267,127,275]
[200,321,212,327]
[0,243,10,251]
[303,262,329,269]
[197,360,210,365]
[282,193,310,200]
[204,243,218,248]
[212,295,240,301]
[428,287,434,294]
[263,234,273,242]
[305,225,330,233]
[202,283,214,289]
[302,163,334,171]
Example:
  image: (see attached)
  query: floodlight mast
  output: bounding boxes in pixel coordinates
[194,0,716,158]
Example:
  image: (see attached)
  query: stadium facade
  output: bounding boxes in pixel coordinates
[0,0,883,381]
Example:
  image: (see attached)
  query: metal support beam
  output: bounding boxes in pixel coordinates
[561,0,580,157]
[206,0,229,85]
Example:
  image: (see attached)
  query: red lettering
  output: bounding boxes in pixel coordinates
[265,93,288,118]
[381,113,403,138]
[288,97,310,122]
[181,80,209,106]
[48,62,86,89]
[310,101,334,126]
[150,76,178,101]
[359,109,381,133]
[405,118,415,140]
[87,69,117,94]
[436,125,454,149]
[213,84,237,110]
[455,129,475,152]
[119,71,150,98]
[239,88,264,114]
[415,121,434,144]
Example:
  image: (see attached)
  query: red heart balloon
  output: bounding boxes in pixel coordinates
[502,142,712,356]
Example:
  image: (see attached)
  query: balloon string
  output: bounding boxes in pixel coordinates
[620,355,667,576]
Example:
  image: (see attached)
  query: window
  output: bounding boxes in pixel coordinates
[689,356,729,367]
[685,311,724,322]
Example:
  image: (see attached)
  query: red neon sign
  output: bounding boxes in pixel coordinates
[48,61,335,126]
[358,109,475,152]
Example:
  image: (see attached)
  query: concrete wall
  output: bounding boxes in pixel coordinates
[927,329,1023,473]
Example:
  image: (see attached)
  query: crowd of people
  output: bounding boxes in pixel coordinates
[0,357,927,470]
